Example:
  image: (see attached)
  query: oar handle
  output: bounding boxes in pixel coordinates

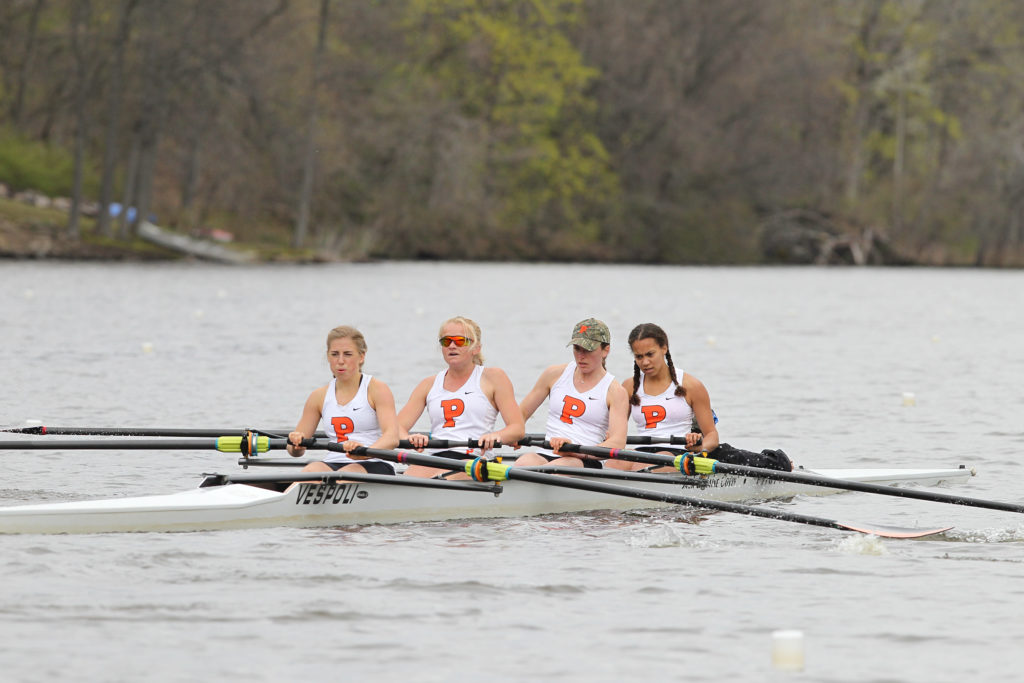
[623,435,690,445]
[529,440,716,475]
[397,438,501,450]
[518,437,710,471]
[523,432,692,446]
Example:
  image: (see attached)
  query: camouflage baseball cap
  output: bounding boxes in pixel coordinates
[568,318,611,351]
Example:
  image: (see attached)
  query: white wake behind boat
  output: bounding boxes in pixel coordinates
[0,464,973,535]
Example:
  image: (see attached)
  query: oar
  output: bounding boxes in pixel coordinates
[343,445,951,539]
[0,436,306,455]
[0,425,309,437]
[2,425,454,444]
[0,436,501,457]
[523,432,689,446]
[547,441,1021,515]
[396,438,502,450]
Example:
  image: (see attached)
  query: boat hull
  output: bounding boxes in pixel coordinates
[0,466,973,535]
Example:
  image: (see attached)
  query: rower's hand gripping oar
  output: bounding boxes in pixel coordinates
[341,444,951,539]
[520,435,708,473]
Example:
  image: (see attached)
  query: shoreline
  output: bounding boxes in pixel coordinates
[0,216,173,261]
[3,212,1023,268]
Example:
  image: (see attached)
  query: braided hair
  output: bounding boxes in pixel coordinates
[627,323,686,406]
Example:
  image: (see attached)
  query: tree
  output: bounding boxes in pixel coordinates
[385,0,618,257]
[293,0,330,248]
[66,0,92,241]
[96,0,138,238]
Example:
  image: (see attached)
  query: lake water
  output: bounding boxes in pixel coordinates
[1,262,1023,682]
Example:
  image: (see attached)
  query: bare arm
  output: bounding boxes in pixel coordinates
[287,385,327,457]
[366,378,399,451]
[518,364,565,422]
[684,373,719,452]
[479,367,526,451]
[621,376,637,416]
[397,376,433,447]
[598,381,629,450]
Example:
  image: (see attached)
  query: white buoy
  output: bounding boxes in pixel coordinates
[23,289,34,299]
[706,336,717,346]
[902,392,916,406]
[141,342,154,353]
[771,629,805,671]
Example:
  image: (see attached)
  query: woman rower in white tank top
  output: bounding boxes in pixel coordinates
[622,323,717,472]
[287,326,399,475]
[624,323,793,473]
[514,318,630,470]
[398,316,525,479]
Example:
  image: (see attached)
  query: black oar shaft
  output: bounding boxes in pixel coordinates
[0,439,233,449]
[0,427,480,448]
[397,439,497,450]
[709,462,1021,514]
[0,437,493,453]
[0,426,306,437]
[0,437,302,453]
[347,445,948,539]
[523,432,687,446]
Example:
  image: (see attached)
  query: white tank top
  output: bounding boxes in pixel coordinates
[319,375,383,464]
[630,370,693,437]
[424,365,498,455]
[543,362,614,446]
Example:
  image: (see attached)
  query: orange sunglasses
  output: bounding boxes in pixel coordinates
[439,336,471,347]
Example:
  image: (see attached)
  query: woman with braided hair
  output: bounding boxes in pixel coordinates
[625,323,716,459]
[624,323,792,472]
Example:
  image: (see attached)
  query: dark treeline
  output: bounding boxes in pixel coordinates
[1,0,1023,265]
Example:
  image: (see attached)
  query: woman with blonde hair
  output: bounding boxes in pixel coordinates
[398,316,525,478]
[287,326,399,474]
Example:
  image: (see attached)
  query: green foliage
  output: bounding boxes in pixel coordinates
[5,0,1024,264]
[402,0,619,241]
[0,128,96,197]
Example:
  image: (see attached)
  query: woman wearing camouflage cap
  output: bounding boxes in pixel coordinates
[514,318,631,470]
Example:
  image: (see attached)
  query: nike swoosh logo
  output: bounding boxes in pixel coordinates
[351,407,361,411]
[587,397,597,401]
[464,391,474,395]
